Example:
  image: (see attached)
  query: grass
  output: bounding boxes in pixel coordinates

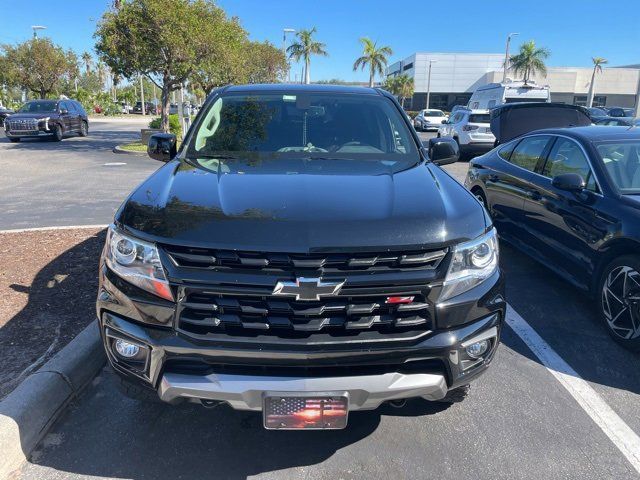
[118,142,147,152]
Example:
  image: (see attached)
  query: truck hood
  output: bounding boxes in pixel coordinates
[116,158,486,252]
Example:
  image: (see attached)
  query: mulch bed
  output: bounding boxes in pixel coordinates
[0,227,107,399]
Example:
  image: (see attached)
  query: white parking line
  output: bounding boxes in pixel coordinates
[506,306,640,475]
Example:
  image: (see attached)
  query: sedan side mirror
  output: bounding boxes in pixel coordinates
[148,133,177,162]
[425,137,459,166]
[552,173,586,192]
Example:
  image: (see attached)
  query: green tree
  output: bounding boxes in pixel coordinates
[383,74,413,108]
[246,41,288,84]
[587,56,607,108]
[2,38,78,98]
[353,37,393,87]
[95,0,238,132]
[509,40,551,84]
[287,27,328,84]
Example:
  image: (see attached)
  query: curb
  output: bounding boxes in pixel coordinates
[112,145,147,156]
[0,321,105,479]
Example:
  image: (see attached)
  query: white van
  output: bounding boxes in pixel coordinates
[468,81,550,110]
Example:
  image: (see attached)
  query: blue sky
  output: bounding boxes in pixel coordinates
[1,0,639,83]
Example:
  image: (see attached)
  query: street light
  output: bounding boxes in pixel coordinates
[503,33,519,82]
[426,60,437,109]
[31,25,46,39]
[283,28,296,83]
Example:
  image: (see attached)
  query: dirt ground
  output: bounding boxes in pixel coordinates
[0,227,107,399]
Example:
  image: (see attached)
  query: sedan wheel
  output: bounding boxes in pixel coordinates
[79,121,88,137]
[599,257,640,351]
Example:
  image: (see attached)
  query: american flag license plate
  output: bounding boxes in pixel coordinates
[263,393,349,430]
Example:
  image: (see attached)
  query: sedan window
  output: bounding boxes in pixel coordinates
[542,138,597,191]
[509,136,551,172]
[597,141,640,193]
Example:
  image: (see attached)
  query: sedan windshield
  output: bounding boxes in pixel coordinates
[424,110,444,117]
[597,141,640,193]
[18,101,58,113]
[186,93,419,163]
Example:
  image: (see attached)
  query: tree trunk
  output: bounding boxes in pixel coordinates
[369,67,374,88]
[305,57,310,84]
[40,87,46,99]
[161,82,171,133]
[401,97,405,108]
[587,66,597,108]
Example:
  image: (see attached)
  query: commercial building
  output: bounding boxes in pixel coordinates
[386,52,640,111]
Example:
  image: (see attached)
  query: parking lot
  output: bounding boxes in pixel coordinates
[0,124,637,479]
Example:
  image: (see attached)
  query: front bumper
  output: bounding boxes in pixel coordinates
[5,129,53,138]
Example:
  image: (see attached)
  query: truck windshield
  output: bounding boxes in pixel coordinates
[18,101,58,113]
[185,92,419,162]
[597,141,640,193]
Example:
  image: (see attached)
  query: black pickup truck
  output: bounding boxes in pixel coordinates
[97,84,505,430]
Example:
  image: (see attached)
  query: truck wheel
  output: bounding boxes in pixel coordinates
[9,137,20,143]
[598,255,640,351]
[439,385,470,403]
[79,121,88,137]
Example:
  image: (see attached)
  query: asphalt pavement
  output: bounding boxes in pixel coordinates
[0,117,160,230]
[5,127,640,479]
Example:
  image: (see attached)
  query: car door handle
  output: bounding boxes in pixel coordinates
[526,190,542,201]
[488,174,499,182]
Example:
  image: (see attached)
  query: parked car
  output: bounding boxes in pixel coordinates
[467,81,550,110]
[608,107,635,118]
[168,103,178,115]
[0,106,14,127]
[118,102,132,114]
[438,109,495,157]
[132,101,156,114]
[595,117,640,127]
[587,107,609,123]
[4,99,88,142]
[97,84,505,427]
[413,109,448,131]
[465,102,640,351]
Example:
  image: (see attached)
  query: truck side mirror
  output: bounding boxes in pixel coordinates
[148,133,177,162]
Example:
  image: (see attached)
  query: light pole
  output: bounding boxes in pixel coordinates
[139,76,145,115]
[282,28,295,83]
[31,25,46,39]
[426,60,437,109]
[503,33,519,82]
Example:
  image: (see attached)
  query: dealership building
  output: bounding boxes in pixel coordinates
[385,52,640,111]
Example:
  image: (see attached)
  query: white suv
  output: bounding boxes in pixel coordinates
[437,109,495,157]
[413,109,448,131]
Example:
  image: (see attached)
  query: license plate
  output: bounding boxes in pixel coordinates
[263,393,349,430]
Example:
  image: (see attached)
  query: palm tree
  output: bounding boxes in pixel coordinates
[587,57,608,107]
[383,74,414,108]
[81,51,93,74]
[353,37,393,87]
[287,28,328,84]
[509,40,551,84]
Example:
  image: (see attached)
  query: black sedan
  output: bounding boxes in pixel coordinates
[466,125,640,351]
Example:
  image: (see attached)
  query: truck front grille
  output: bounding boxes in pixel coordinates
[7,119,38,131]
[177,287,432,338]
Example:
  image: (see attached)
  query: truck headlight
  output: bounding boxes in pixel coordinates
[104,226,173,301]
[439,228,498,302]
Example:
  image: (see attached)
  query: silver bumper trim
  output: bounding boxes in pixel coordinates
[158,371,448,411]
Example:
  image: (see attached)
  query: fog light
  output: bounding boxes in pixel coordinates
[465,340,489,359]
[114,339,140,358]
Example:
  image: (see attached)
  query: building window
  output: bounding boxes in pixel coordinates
[593,96,607,107]
[573,96,587,106]
[428,94,448,110]
[402,62,413,71]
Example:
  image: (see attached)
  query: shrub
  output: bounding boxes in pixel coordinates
[149,114,181,138]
